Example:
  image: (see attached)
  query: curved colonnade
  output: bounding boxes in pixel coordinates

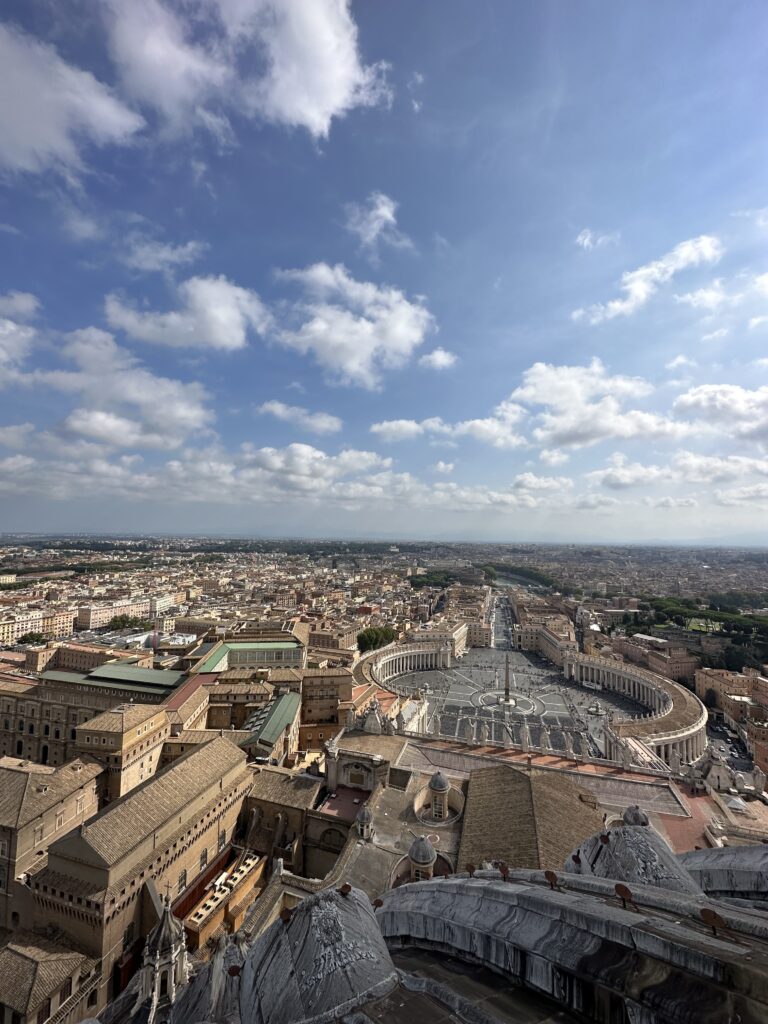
[563,653,707,765]
[354,640,707,767]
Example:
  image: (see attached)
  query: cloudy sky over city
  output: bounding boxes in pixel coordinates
[1,0,768,542]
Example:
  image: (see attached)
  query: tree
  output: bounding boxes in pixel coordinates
[17,632,46,645]
[107,615,152,631]
[357,627,397,653]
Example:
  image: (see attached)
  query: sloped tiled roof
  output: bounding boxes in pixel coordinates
[52,737,246,868]
[0,758,102,829]
[0,931,93,1015]
[457,765,604,871]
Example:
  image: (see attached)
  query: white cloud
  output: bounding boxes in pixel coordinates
[419,347,458,370]
[749,316,768,331]
[0,292,39,320]
[344,192,412,257]
[104,0,391,139]
[585,453,672,490]
[277,262,434,388]
[59,203,104,241]
[257,400,342,435]
[511,472,571,491]
[674,278,732,311]
[0,319,36,368]
[714,483,768,507]
[539,448,569,466]
[702,328,729,342]
[674,384,768,443]
[0,24,143,175]
[106,275,271,350]
[371,400,525,450]
[511,358,687,449]
[575,228,619,250]
[572,235,723,324]
[644,496,698,509]
[665,354,696,370]
[572,493,621,510]
[433,461,453,474]
[0,423,34,449]
[121,236,208,274]
[370,419,426,442]
[36,328,214,449]
[0,223,20,235]
[754,272,768,296]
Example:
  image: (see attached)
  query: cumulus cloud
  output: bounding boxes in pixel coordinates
[106,275,271,350]
[585,453,672,489]
[104,0,391,139]
[371,399,525,449]
[38,328,214,449]
[511,358,687,449]
[433,460,453,474]
[674,278,733,311]
[511,472,571,491]
[572,493,621,510]
[643,496,698,509]
[0,292,39,320]
[0,423,35,449]
[419,347,458,370]
[674,384,768,443]
[572,235,723,324]
[277,262,434,388]
[344,191,412,258]
[539,448,569,466]
[575,228,619,250]
[120,235,208,274]
[256,400,342,435]
[0,319,36,369]
[0,24,143,175]
[714,483,768,507]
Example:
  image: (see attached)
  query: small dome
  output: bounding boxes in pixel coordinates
[622,804,650,827]
[357,805,373,824]
[428,771,450,793]
[409,835,437,865]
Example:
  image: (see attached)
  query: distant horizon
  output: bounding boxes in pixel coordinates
[1,529,767,552]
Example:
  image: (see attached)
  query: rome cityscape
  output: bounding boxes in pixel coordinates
[2,3,768,1024]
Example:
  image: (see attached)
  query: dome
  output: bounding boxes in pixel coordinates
[144,902,185,956]
[357,805,373,824]
[428,771,450,793]
[409,835,437,865]
[622,804,650,826]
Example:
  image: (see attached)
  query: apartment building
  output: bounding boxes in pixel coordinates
[24,641,153,675]
[0,608,75,645]
[76,600,151,630]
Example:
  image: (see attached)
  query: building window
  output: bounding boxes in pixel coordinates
[17,721,23,732]
[54,729,60,740]
[218,831,226,850]
[36,1002,51,1024]
[76,796,85,814]
[34,826,43,845]
[56,812,64,829]
[0,839,6,858]
[0,867,6,891]
[178,869,187,892]
[122,923,135,951]
[200,849,208,871]
[44,724,50,736]
[60,977,72,1002]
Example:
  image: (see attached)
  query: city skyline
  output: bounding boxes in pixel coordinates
[2,1,768,543]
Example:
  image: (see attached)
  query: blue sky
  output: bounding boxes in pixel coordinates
[1,0,768,542]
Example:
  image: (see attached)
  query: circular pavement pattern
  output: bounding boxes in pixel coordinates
[396,644,647,757]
